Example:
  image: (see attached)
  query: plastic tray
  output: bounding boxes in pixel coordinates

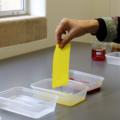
[0,87,58,119]
[69,70,104,92]
[31,79,88,106]
[106,52,120,65]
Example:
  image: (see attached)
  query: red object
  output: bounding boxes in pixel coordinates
[92,48,106,61]
[69,77,74,80]
[87,87,101,94]
[70,77,102,94]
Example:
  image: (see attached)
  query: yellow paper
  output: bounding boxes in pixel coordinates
[52,43,71,88]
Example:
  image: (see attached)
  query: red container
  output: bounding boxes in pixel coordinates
[92,48,106,61]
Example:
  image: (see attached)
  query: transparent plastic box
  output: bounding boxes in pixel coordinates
[0,87,58,119]
[106,52,120,65]
[69,70,104,92]
[31,79,88,106]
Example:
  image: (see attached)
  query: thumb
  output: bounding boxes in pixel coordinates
[60,34,72,48]
[60,30,75,48]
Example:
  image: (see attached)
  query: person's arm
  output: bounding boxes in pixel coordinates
[55,18,99,48]
[55,17,120,48]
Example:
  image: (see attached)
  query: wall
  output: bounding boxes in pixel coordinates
[110,0,120,16]
[29,0,46,16]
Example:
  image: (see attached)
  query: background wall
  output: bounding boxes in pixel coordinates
[110,0,120,16]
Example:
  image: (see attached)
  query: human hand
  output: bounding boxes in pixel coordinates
[55,18,99,48]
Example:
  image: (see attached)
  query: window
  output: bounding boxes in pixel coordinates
[0,0,27,17]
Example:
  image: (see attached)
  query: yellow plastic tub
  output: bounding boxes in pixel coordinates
[31,79,88,106]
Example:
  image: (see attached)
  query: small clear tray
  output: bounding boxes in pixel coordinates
[31,79,88,106]
[0,87,58,119]
[106,52,120,65]
[69,70,104,92]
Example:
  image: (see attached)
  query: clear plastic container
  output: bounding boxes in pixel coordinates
[106,52,120,65]
[0,87,58,119]
[31,79,88,106]
[69,70,104,93]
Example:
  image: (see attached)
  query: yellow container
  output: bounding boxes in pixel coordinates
[31,79,88,106]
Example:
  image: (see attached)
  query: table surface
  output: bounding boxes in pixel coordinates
[0,42,120,120]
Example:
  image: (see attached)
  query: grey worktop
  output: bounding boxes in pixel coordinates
[0,42,120,120]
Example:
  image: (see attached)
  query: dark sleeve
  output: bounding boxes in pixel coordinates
[113,17,120,43]
[95,18,107,41]
[93,17,119,43]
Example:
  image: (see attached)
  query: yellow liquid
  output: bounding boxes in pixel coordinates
[57,96,86,106]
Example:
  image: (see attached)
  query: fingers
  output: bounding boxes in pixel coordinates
[55,19,69,44]
[60,27,80,48]
[55,25,65,44]
[60,31,73,48]
[60,37,71,48]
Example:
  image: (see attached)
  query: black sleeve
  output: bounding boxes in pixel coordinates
[95,18,107,42]
[113,17,120,43]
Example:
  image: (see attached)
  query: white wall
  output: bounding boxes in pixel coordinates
[29,0,46,16]
[110,0,120,16]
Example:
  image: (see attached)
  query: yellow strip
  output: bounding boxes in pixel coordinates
[52,43,71,88]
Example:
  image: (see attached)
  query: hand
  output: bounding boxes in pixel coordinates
[55,18,99,48]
